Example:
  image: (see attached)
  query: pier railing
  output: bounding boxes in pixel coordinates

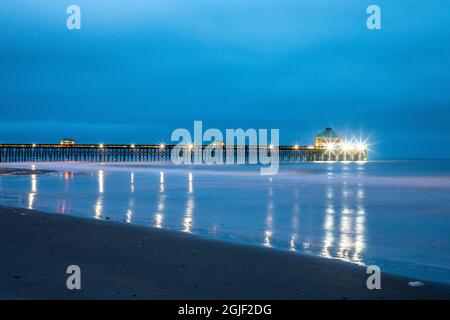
[0,144,367,163]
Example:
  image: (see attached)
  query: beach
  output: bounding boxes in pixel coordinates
[0,168,51,175]
[1,161,450,284]
[1,204,449,300]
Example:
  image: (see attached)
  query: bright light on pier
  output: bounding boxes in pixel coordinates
[341,141,352,152]
[314,128,369,162]
[356,142,367,152]
[325,143,336,152]
[131,144,135,149]
[159,143,165,149]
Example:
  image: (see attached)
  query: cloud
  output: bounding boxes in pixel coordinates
[0,0,449,156]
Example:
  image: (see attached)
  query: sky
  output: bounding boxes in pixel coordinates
[0,0,449,158]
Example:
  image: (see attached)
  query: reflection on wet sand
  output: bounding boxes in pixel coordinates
[321,166,335,257]
[126,208,133,223]
[63,172,74,180]
[94,197,103,219]
[126,197,135,223]
[188,172,193,194]
[353,179,366,264]
[290,189,300,251]
[98,170,104,194]
[21,164,367,266]
[338,206,353,261]
[353,206,365,264]
[321,204,335,258]
[183,172,194,232]
[160,172,164,193]
[59,199,68,214]
[320,164,366,265]
[28,174,37,209]
[263,181,274,247]
[94,170,104,219]
[155,172,166,228]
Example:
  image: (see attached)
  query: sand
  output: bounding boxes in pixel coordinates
[0,168,51,175]
[0,205,449,300]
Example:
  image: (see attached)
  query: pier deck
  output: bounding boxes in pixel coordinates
[0,144,367,163]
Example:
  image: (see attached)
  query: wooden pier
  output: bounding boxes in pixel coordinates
[0,143,367,163]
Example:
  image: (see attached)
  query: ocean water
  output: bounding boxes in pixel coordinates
[0,160,449,284]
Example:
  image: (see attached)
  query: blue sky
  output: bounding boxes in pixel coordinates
[0,1,449,157]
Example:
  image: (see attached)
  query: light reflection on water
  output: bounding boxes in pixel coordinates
[155,174,165,228]
[1,161,450,284]
[289,190,300,251]
[28,174,37,209]
[94,197,103,220]
[130,172,135,193]
[19,164,372,263]
[183,172,194,233]
[264,183,274,247]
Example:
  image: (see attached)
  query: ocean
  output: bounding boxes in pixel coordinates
[1,160,449,284]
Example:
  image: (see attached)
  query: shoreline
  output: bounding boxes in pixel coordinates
[0,205,449,299]
[0,168,52,175]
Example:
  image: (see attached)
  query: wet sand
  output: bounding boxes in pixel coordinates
[0,205,449,300]
[0,168,51,175]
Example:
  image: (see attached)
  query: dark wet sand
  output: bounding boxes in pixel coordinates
[0,205,449,300]
[0,168,51,175]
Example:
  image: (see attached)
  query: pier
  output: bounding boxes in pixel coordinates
[0,143,367,163]
[0,129,368,163]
